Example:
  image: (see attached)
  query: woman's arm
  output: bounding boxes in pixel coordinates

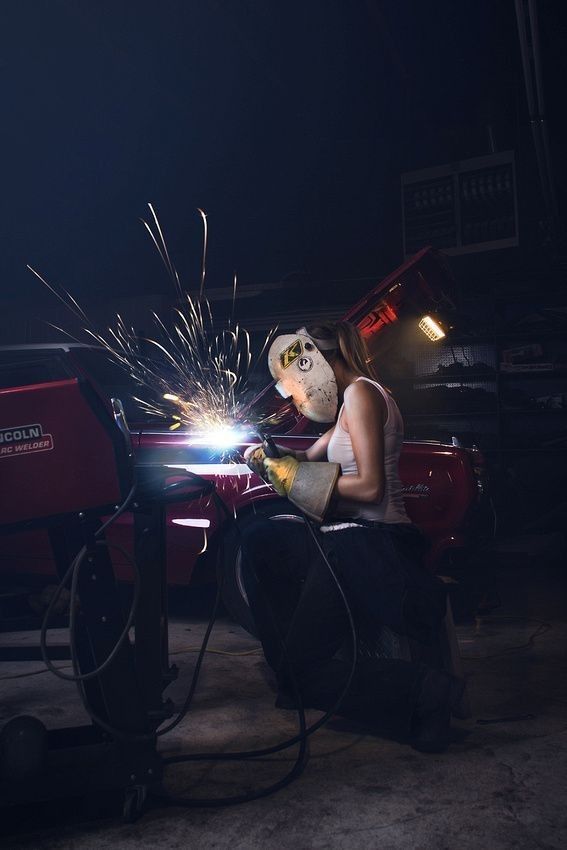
[299,426,335,462]
[244,426,333,470]
[334,381,385,503]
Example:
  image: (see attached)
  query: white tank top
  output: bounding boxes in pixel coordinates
[326,377,410,524]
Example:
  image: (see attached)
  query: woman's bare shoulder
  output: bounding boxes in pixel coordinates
[343,380,386,424]
[344,379,385,405]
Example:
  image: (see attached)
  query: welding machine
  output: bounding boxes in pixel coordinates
[0,377,132,530]
[0,374,201,820]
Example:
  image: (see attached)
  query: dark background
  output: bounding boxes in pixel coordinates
[2,0,566,311]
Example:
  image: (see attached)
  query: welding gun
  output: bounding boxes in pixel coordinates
[241,431,281,480]
[260,433,281,459]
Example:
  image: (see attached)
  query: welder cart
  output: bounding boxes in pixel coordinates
[0,375,198,820]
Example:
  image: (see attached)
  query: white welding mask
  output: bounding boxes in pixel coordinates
[267,329,338,423]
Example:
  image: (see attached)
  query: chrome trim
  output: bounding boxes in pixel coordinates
[133,430,453,448]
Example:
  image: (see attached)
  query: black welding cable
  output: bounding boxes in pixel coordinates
[155,735,308,809]
[148,494,310,810]
[40,482,137,631]
[39,484,141,683]
[34,472,204,741]
[65,472,217,740]
[37,484,161,739]
[40,472,212,685]
[154,486,304,739]
[39,540,141,683]
[60,471,217,742]
[152,567,310,810]
[155,561,223,737]
[37,486,150,736]
[37,464,353,797]
[154,498,310,807]
[51,473,213,742]
[154,513,358,810]
[162,510,358,767]
[153,486,229,736]
[33,464,347,806]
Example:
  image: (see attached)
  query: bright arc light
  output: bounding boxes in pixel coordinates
[190,424,247,450]
[163,393,180,402]
[418,314,446,341]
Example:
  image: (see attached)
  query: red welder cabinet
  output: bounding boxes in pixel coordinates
[0,378,131,530]
[0,377,173,822]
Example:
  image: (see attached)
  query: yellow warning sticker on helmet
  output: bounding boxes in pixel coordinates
[280,339,303,369]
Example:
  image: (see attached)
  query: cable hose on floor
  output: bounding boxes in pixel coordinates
[36,466,358,806]
[159,510,358,779]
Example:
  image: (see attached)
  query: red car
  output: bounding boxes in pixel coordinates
[0,249,489,632]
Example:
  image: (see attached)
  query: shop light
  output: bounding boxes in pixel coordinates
[418,314,446,342]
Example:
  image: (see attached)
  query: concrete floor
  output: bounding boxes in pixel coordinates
[1,539,566,849]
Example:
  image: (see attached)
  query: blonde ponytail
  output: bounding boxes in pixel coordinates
[305,321,378,381]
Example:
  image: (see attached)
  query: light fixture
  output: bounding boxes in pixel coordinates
[418,314,446,341]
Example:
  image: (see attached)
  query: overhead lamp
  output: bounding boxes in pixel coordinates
[418,314,446,342]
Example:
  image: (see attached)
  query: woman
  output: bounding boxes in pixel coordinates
[243,321,463,752]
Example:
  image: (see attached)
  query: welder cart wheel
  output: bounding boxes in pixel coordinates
[219,500,304,636]
[0,715,47,783]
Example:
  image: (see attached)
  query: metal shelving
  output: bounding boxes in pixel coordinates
[389,314,567,463]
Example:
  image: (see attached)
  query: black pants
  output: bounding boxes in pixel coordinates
[241,518,447,738]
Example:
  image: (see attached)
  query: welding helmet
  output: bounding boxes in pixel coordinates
[267,328,338,423]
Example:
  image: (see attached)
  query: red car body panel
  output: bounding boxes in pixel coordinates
[0,429,483,583]
[0,247,487,584]
[129,432,481,581]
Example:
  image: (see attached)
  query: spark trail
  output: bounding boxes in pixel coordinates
[27,206,282,442]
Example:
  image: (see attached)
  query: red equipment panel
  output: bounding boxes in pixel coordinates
[0,378,130,528]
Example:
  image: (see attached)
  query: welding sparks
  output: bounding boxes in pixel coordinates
[28,205,283,446]
[120,294,276,440]
[197,208,208,301]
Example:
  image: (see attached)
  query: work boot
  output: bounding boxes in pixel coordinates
[410,667,465,753]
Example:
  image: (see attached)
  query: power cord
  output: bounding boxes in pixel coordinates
[40,540,140,682]
[152,490,312,805]
[40,483,139,683]
[159,436,360,774]
[32,462,358,806]
[460,616,552,661]
[0,647,262,683]
[72,471,223,744]
[161,507,358,766]
[37,473,215,742]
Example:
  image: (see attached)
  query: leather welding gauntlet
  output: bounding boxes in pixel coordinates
[263,456,340,523]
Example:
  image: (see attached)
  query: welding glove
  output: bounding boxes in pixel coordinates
[264,457,340,523]
[243,443,293,477]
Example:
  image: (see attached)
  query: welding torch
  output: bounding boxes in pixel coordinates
[258,432,281,459]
